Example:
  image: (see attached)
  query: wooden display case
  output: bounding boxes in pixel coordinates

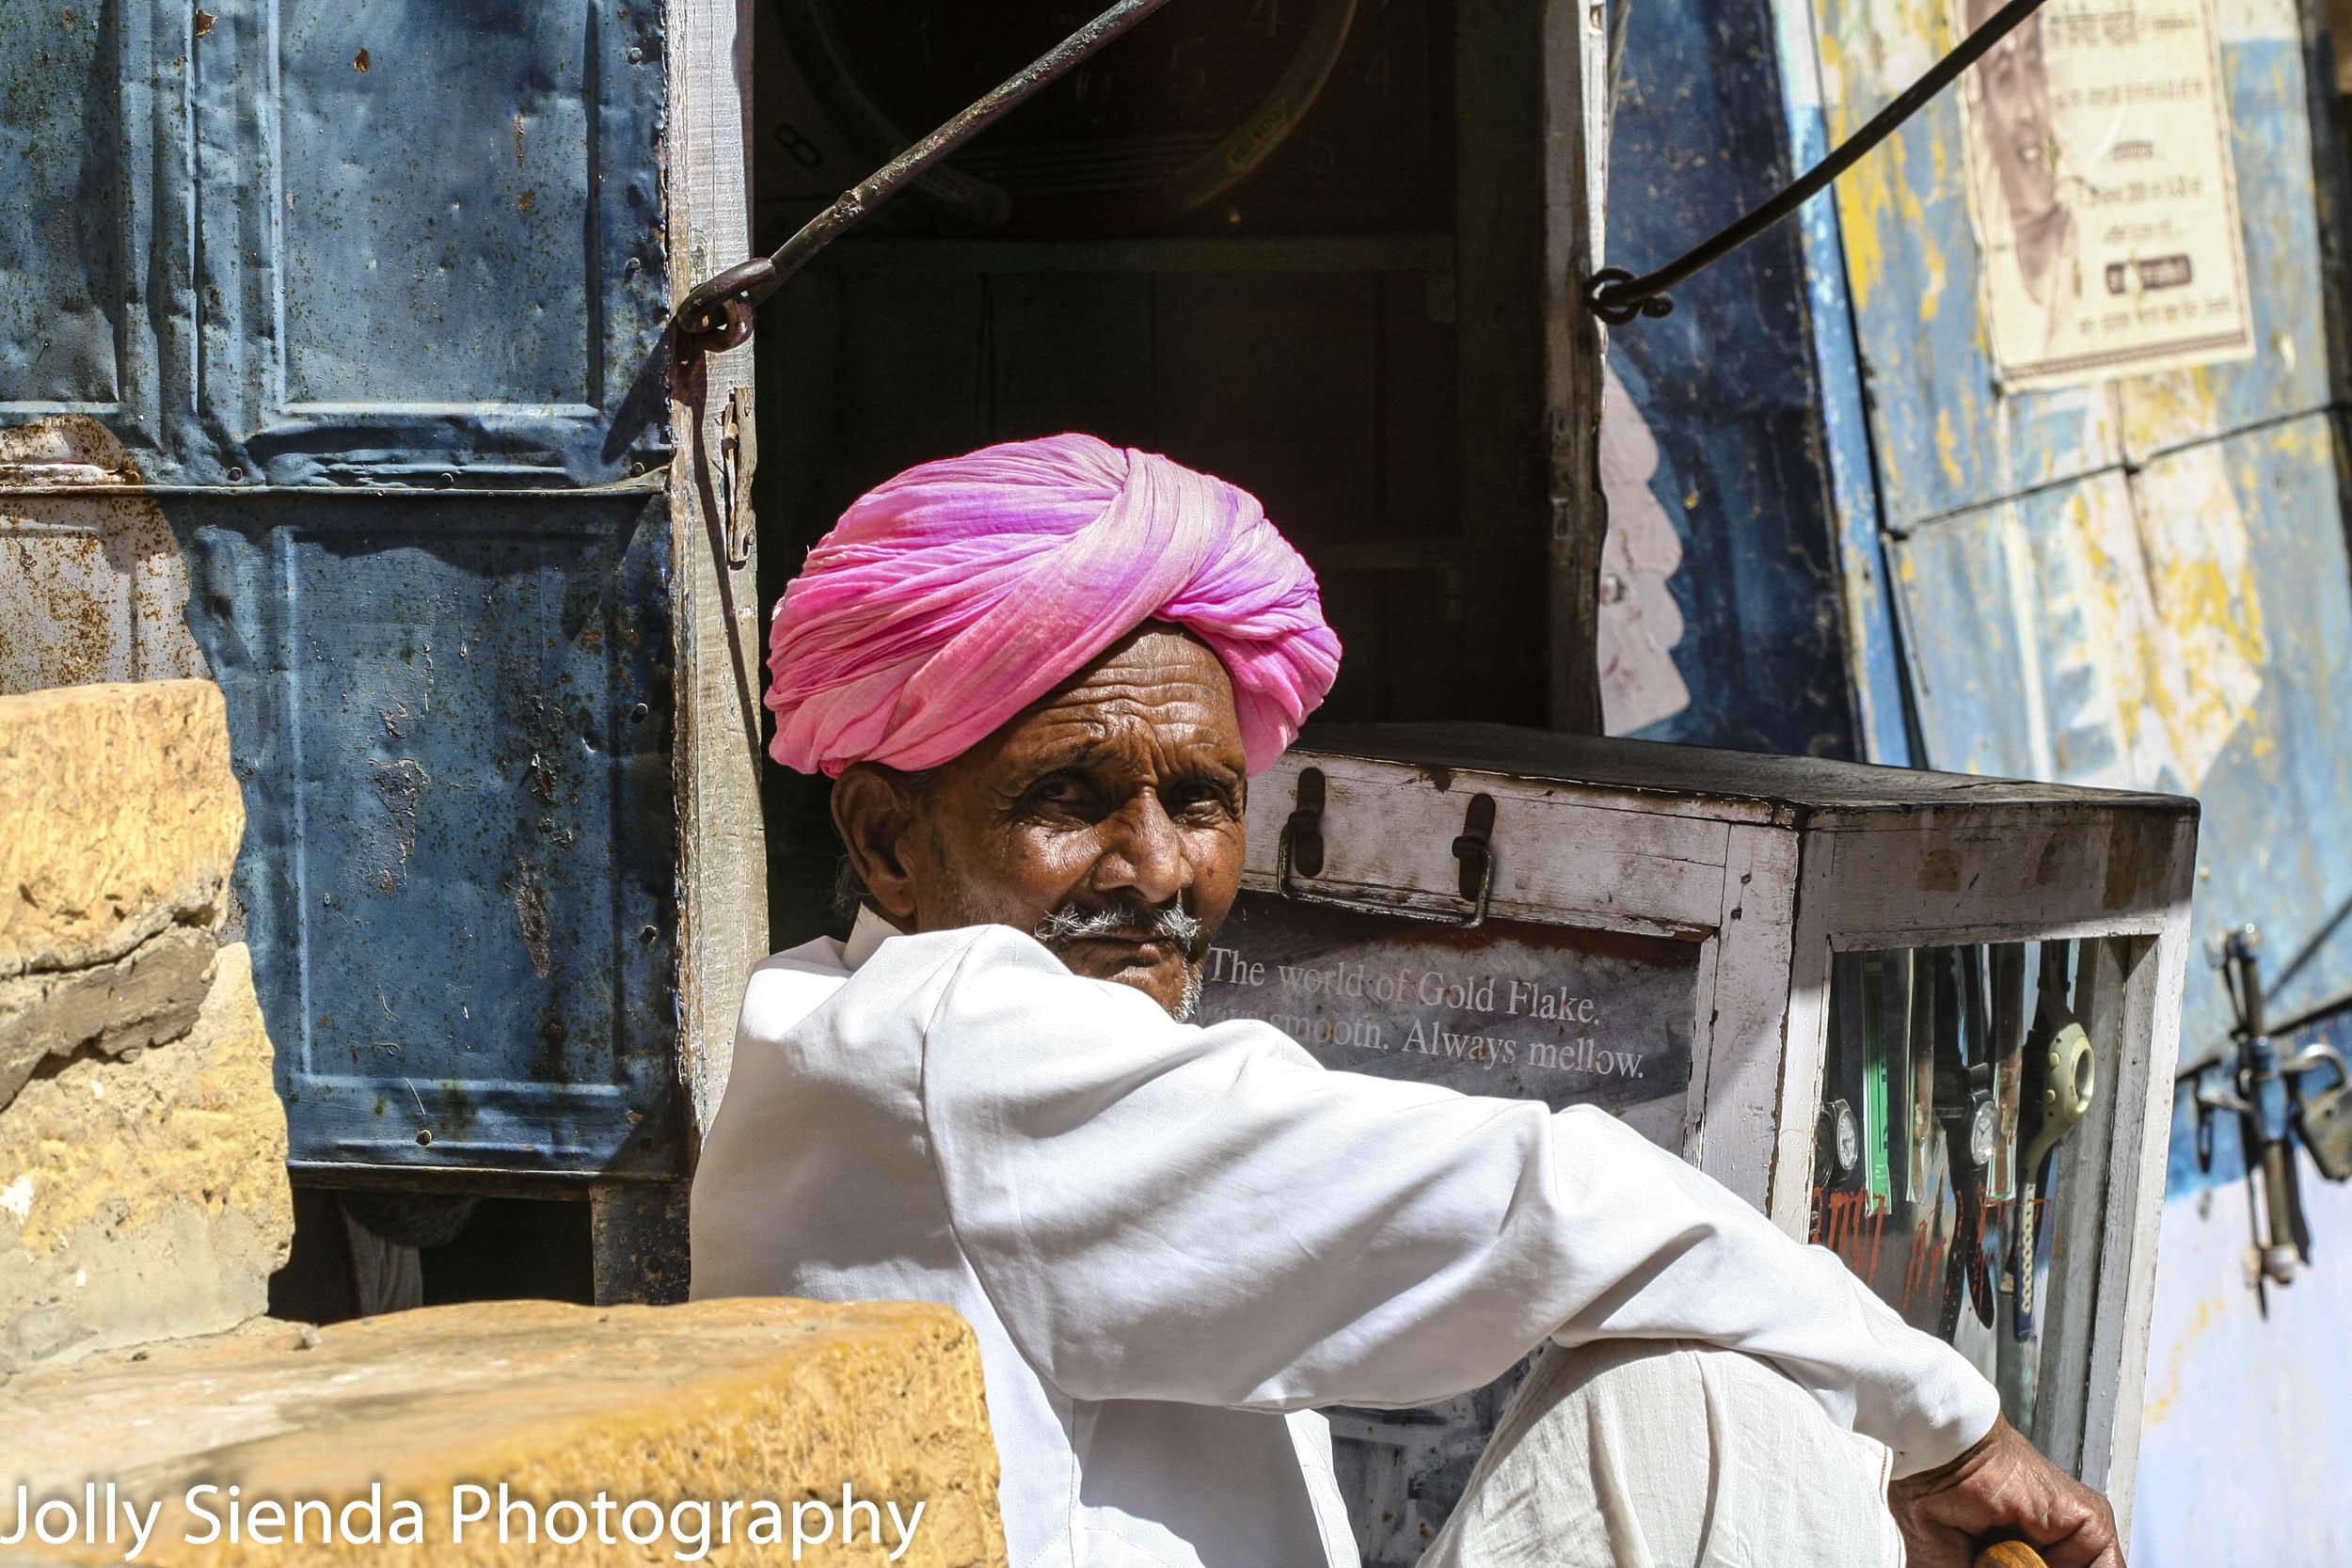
[1194,722,2197,1563]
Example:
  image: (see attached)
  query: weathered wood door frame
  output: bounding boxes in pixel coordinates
[581,0,766,1302]
[1543,0,1611,735]
[663,0,766,1160]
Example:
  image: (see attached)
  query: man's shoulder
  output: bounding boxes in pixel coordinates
[856,921,1055,980]
[737,934,850,1039]
[739,923,1068,1042]
[862,924,1123,1034]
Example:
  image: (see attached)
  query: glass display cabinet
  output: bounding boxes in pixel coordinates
[1194,722,2197,1565]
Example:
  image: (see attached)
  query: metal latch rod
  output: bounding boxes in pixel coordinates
[671,0,1176,361]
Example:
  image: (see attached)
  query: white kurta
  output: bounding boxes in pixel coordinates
[691,911,1999,1568]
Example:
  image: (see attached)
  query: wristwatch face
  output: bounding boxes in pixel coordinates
[1828,1098,1861,1176]
[1968,1096,1999,1169]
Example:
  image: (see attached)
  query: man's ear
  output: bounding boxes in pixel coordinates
[831,765,925,928]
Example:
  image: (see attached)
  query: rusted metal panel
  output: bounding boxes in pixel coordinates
[1891,412,2352,1074]
[0,1,668,486]
[231,0,668,485]
[170,490,676,1175]
[0,0,176,462]
[0,419,207,691]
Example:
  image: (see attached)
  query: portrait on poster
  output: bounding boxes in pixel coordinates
[1954,0,2252,388]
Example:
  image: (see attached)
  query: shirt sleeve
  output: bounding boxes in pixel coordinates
[917,927,2000,1477]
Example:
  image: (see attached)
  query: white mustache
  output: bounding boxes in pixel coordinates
[1032,902,1205,953]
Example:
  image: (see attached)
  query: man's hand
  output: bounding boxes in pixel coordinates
[1889,1416,2122,1568]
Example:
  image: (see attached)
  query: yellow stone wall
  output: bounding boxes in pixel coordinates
[2,1299,1009,1568]
[0,681,245,976]
[1,680,289,1372]
[0,688,1009,1567]
[1,944,291,1368]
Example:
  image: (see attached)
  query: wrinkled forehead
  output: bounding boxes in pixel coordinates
[962,626,1248,780]
[1057,624,1237,702]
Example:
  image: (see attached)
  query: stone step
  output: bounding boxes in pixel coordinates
[1,1296,1007,1566]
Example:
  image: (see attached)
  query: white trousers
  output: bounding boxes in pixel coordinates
[1421,1339,1907,1568]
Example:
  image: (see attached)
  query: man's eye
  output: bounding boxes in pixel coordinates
[1167,784,1234,818]
[1028,775,1088,809]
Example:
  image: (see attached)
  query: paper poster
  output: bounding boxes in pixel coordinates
[1954,0,2252,388]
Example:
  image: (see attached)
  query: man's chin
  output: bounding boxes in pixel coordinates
[1057,948,1198,1020]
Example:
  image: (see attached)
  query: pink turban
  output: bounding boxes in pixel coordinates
[765,434,1341,778]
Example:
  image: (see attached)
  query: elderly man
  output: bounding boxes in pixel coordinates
[691,435,2121,1568]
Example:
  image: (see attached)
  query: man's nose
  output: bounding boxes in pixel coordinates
[1097,792,1187,907]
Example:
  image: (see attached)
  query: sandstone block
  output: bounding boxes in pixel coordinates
[0,943,291,1373]
[0,926,216,1109]
[0,680,244,978]
[0,1297,1008,1568]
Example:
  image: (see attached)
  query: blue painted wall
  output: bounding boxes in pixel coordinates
[2131,1031,2352,1565]
[1610,1,2352,1556]
[1604,0,1867,760]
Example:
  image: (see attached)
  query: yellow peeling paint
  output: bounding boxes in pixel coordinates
[1820,2,1954,314]
[2267,418,2327,464]
[2141,1292,2226,1427]
[1935,407,1963,488]
[2121,367,2223,455]
[2050,451,2266,792]
[1834,134,1926,314]
[1918,142,1950,321]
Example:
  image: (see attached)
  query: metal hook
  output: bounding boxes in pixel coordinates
[1275,781,1497,930]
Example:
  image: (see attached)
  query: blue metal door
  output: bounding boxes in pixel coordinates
[0,0,680,1179]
